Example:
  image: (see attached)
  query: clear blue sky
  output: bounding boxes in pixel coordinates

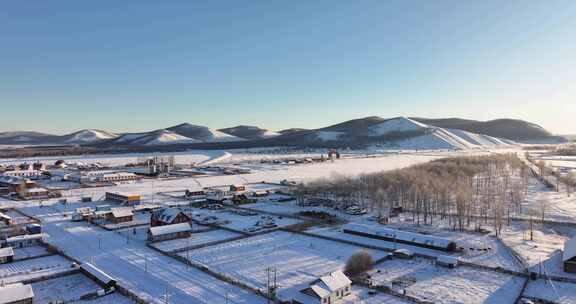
[1,1,575,134]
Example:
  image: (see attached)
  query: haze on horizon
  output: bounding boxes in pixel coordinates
[1,1,575,135]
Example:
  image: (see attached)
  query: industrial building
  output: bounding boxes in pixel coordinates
[105,192,141,205]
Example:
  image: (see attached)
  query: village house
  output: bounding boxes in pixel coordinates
[108,207,134,224]
[148,223,192,242]
[564,237,576,273]
[150,208,190,227]
[293,271,352,304]
[0,283,34,304]
[0,247,14,264]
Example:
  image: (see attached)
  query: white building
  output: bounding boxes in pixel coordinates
[292,271,352,304]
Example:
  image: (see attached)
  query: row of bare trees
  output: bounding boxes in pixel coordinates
[295,153,535,236]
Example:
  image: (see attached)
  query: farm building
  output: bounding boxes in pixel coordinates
[0,247,14,264]
[564,237,576,273]
[80,263,117,290]
[3,234,43,248]
[105,192,141,205]
[185,190,207,200]
[108,207,134,223]
[0,283,34,304]
[96,172,139,183]
[343,223,457,252]
[436,255,459,268]
[150,208,190,227]
[291,270,352,304]
[148,223,192,242]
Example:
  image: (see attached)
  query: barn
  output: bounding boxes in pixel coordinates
[148,223,192,242]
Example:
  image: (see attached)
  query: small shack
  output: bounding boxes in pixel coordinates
[436,255,459,268]
[0,247,14,264]
[80,263,117,290]
[109,207,134,224]
[564,237,576,273]
[148,223,192,242]
[0,283,34,304]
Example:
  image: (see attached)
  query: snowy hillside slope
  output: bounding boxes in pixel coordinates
[368,117,428,136]
[168,123,243,142]
[366,117,516,150]
[129,130,199,146]
[63,129,118,143]
[218,125,280,139]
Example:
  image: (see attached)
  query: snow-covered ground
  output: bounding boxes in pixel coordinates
[524,279,576,303]
[370,258,524,304]
[0,255,73,284]
[178,231,388,293]
[32,273,133,304]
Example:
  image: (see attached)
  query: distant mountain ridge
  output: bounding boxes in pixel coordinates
[0,116,566,148]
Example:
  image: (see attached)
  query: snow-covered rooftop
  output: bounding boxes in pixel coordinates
[149,223,192,237]
[0,283,34,303]
[111,207,133,218]
[81,262,116,285]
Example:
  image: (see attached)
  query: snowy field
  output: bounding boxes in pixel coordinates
[0,254,73,284]
[370,258,524,304]
[178,231,388,292]
[32,273,133,304]
[152,229,242,252]
[524,279,576,304]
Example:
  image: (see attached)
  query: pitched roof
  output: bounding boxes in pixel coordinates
[111,207,133,218]
[152,208,187,223]
[0,283,34,303]
[564,237,576,262]
[318,270,351,292]
[149,223,192,237]
[81,263,116,285]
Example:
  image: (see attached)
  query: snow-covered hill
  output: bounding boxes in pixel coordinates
[368,117,516,150]
[168,123,244,142]
[63,129,118,143]
[130,130,199,146]
[218,125,280,139]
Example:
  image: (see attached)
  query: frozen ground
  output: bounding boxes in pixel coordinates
[370,258,524,304]
[32,273,133,304]
[178,231,388,293]
[152,229,242,252]
[0,254,73,284]
[27,211,266,304]
[524,279,576,304]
